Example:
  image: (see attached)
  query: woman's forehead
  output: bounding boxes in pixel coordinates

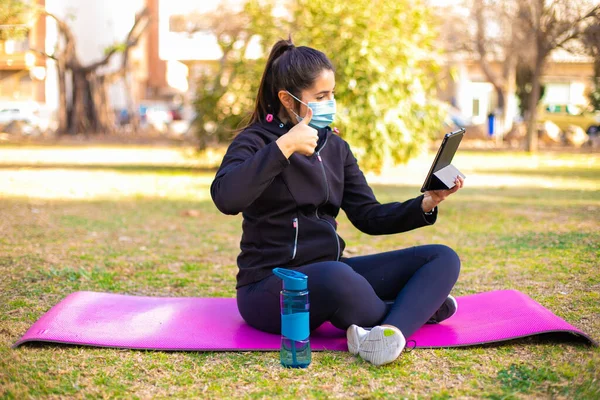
[306,69,335,93]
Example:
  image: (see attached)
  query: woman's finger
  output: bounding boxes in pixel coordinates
[446,181,459,194]
[453,177,463,190]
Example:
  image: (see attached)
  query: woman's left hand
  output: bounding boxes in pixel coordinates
[422,176,465,213]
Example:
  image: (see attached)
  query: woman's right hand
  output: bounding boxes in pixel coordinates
[276,107,318,158]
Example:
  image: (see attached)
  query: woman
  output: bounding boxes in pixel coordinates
[210,38,464,366]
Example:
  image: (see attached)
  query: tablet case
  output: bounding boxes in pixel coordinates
[428,164,466,191]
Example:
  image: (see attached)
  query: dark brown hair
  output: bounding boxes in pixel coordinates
[244,37,334,128]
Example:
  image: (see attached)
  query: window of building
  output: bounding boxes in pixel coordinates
[472,98,480,117]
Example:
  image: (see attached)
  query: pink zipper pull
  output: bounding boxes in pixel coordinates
[317,154,322,162]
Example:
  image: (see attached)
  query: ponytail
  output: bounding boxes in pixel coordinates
[242,37,334,130]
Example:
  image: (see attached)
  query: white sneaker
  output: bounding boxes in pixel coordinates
[346,324,406,366]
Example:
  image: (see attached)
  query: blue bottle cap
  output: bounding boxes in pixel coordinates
[273,268,307,291]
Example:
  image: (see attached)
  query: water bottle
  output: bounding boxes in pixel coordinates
[273,267,311,368]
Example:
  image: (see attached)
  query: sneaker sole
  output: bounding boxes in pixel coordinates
[449,295,458,314]
[346,324,361,355]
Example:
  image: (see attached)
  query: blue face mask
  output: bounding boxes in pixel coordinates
[286,91,336,129]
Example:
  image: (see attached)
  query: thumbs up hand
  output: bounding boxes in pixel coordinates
[276,107,319,158]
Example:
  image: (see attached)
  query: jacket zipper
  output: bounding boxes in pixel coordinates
[315,134,340,261]
[292,217,299,260]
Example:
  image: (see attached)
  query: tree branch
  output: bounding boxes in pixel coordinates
[473,0,504,91]
[31,48,57,61]
[82,7,150,73]
[584,5,600,20]
[552,6,599,50]
[103,9,152,85]
[43,11,78,66]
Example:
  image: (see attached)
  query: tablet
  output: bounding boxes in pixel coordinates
[420,128,466,193]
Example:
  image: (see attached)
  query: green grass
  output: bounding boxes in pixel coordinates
[0,147,598,399]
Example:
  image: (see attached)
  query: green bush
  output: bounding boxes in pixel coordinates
[191,1,283,148]
[193,0,444,171]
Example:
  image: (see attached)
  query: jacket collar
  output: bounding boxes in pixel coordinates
[257,115,331,139]
[258,115,294,137]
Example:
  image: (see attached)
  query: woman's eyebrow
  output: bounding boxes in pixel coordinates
[315,87,335,95]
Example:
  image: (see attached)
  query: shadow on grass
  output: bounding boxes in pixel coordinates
[0,163,218,175]
[474,167,599,181]
[368,184,600,204]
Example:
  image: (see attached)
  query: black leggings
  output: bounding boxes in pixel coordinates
[236,244,461,339]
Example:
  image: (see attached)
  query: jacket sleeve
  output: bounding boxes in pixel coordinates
[340,141,437,235]
[210,133,290,215]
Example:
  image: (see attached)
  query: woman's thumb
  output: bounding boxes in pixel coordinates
[301,106,313,125]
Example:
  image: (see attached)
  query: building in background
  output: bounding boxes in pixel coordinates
[433,0,596,128]
[156,0,277,107]
[0,0,46,103]
[0,0,174,114]
[441,51,594,127]
[156,0,598,130]
[1,0,595,131]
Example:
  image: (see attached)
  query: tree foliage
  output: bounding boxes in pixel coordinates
[515,64,545,117]
[0,0,35,39]
[191,1,283,149]
[193,0,443,170]
[291,0,443,170]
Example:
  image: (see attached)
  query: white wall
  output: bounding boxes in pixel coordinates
[542,82,587,106]
[157,0,287,61]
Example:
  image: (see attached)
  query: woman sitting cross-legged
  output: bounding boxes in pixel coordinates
[210,38,464,366]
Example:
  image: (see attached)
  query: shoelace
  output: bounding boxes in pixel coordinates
[404,340,417,353]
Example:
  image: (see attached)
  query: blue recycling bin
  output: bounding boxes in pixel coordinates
[487,113,495,137]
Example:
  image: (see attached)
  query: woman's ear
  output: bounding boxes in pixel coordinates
[278,90,294,112]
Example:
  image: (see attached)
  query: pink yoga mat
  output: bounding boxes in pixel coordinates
[13,290,595,351]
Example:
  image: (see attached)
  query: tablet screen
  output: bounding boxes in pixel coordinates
[420,129,465,192]
[434,130,463,173]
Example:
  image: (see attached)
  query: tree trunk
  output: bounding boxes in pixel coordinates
[43,8,150,136]
[123,71,140,132]
[499,53,518,144]
[89,73,115,134]
[69,70,117,135]
[88,73,101,132]
[56,57,68,134]
[525,57,544,152]
[98,77,116,133]
[70,69,91,135]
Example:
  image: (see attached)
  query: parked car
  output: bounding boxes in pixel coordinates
[0,103,38,124]
[538,104,600,135]
[0,101,50,135]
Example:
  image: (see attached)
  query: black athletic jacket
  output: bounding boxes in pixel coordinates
[210,117,437,288]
